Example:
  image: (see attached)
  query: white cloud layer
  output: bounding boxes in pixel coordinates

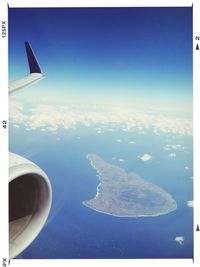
[175,236,185,245]
[9,99,192,136]
[139,153,152,161]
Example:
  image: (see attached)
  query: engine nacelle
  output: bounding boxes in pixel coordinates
[9,152,52,258]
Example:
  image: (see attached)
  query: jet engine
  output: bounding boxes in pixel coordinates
[9,152,52,258]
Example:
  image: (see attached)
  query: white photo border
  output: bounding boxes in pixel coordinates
[1,0,199,266]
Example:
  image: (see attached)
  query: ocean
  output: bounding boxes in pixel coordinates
[10,125,193,259]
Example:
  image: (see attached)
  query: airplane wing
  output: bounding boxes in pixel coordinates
[8,42,51,259]
[9,42,44,94]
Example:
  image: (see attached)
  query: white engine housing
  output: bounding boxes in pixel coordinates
[9,152,52,258]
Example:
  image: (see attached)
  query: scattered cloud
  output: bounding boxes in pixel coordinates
[129,141,135,144]
[164,144,185,151]
[116,139,122,143]
[13,124,19,128]
[184,166,190,170]
[153,129,160,135]
[168,153,176,157]
[111,157,124,163]
[186,200,193,208]
[174,236,185,245]
[97,130,103,134]
[139,153,152,161]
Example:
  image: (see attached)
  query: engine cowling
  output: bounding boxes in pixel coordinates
[9,152,52,258]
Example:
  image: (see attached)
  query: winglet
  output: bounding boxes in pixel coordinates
[25,42,42,74]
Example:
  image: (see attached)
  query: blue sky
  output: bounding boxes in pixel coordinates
[9,7,192,109]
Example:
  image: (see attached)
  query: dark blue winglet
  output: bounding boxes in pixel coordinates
[25,42,42,74]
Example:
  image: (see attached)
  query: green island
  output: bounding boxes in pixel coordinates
[83,154,177,217]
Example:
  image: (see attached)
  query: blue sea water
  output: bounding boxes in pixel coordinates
[10,125,193,259]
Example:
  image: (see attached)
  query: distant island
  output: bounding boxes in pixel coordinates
[83,154,177,217]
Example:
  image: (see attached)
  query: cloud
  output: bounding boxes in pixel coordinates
[9,99,192,136]
[111,157,124,163]
[168,153,176,157]
[184,166,190,170]
[97,128,103,134]
[129,141,135,144]
[13,124,19,128]
[116,139,122,143]
[174,236,185,245]
[186,200,193,208]
[164,144,185,151]
[139,153,152,161]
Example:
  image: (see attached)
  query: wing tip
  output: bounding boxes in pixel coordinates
[25,41,43,74]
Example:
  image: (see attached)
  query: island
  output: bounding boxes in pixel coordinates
[82,154,177,217]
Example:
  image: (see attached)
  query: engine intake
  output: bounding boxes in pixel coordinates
[9,153,52,258]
